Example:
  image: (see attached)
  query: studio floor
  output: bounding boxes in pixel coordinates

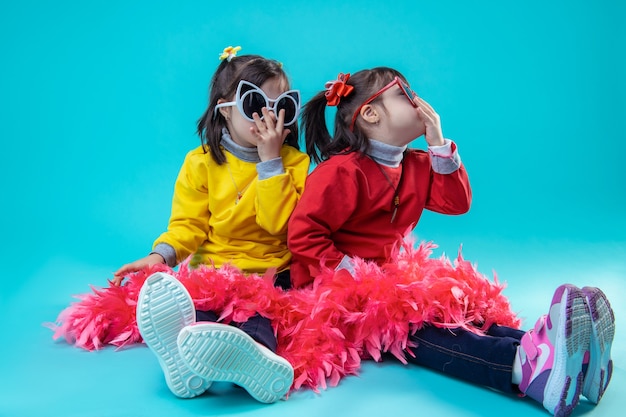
[1,239,623,417]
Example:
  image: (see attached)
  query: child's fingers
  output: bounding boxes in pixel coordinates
[416,106,434,124]
[261,107,276,130]
[417,101,440,126]
[113,266,127,277]
[416,102,436,120]
[281,128,291,142]
[113,262,141,279]
[251,111,266,132]
[275,108,286,131]
[417,99,440,121]
[111,268,130,286]
[415,96,435,112]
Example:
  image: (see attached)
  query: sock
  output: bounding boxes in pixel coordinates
[512,345,523,385]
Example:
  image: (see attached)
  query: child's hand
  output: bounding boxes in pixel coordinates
[251,107,290,162]
[112,253,165,286]
[415,97,445,147]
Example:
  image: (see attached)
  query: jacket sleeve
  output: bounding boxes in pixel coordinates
[255,149,310,235]
[153,151,210,264]
[288,163,359,277]
[424,141,472,215]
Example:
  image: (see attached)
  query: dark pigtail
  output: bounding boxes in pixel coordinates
[302,91,332,164]
[304,67,406,163]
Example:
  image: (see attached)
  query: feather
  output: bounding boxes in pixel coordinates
[47,240,520,393]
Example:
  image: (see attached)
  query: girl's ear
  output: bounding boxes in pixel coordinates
[360,104,380,125]
[217,98,231,120]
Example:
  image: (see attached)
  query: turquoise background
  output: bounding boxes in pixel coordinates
[1,1,624,416]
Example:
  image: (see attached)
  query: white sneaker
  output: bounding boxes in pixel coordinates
[177,322,294,403]
[136,272,211,398]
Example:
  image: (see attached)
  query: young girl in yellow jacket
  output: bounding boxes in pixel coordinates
[113,47,309,404]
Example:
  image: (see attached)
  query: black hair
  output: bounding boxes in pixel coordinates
[302,67,406,164]
[196,55,299,164]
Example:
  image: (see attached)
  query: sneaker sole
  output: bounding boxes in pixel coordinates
[177,323,294,403]
[136,272,210,398]
[582,286,615,404]
[543,285,590,417]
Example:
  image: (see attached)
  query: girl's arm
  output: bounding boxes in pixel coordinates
[288,163,358,277]
[112,253,165,285]
[416,97,472,214]
[112,150,209,285]
[152,150,211,264]
[255,148,310,235]
[425,140,472,214]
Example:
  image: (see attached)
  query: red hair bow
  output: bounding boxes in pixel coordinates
[324,73,354,106]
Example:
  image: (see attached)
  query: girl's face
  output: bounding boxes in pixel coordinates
[376,84,426,146]
[220,77,289,148]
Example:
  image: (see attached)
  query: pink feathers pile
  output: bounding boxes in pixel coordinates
[47,242,520,392]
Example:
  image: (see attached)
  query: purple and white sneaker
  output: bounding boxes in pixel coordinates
[136,272,211,398]
[518,284,591,417]
[581,286,615,404]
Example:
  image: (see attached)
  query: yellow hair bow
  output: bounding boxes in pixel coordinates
[219,45,242,62]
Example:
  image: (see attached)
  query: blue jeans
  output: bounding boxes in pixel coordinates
[196,311,278,352]
[407,324,525,393]
[195,269,291,353]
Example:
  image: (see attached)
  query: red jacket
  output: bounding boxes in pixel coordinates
[287,148,472,288]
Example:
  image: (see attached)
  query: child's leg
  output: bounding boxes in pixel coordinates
[408,325,521,393]
[409,284,590,417]
[196,310,219,322]
[273,269,292,290]
[195,312,278,352]
[486,290,615,406]
[186,282,291,402]
[486,324,525,340]
[136,272,212,398]
[177,320,294,403]
[237,314,278,352]
[196,267,289,350]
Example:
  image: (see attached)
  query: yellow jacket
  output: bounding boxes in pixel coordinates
[153,144,310,273]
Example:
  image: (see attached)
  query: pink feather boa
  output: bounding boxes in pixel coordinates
[46,242,521,392]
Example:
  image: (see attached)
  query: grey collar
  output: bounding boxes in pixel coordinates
[366,139,406,167]
[220,128,261,163]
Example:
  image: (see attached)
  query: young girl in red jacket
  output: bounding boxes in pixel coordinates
[287,68,614,416]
